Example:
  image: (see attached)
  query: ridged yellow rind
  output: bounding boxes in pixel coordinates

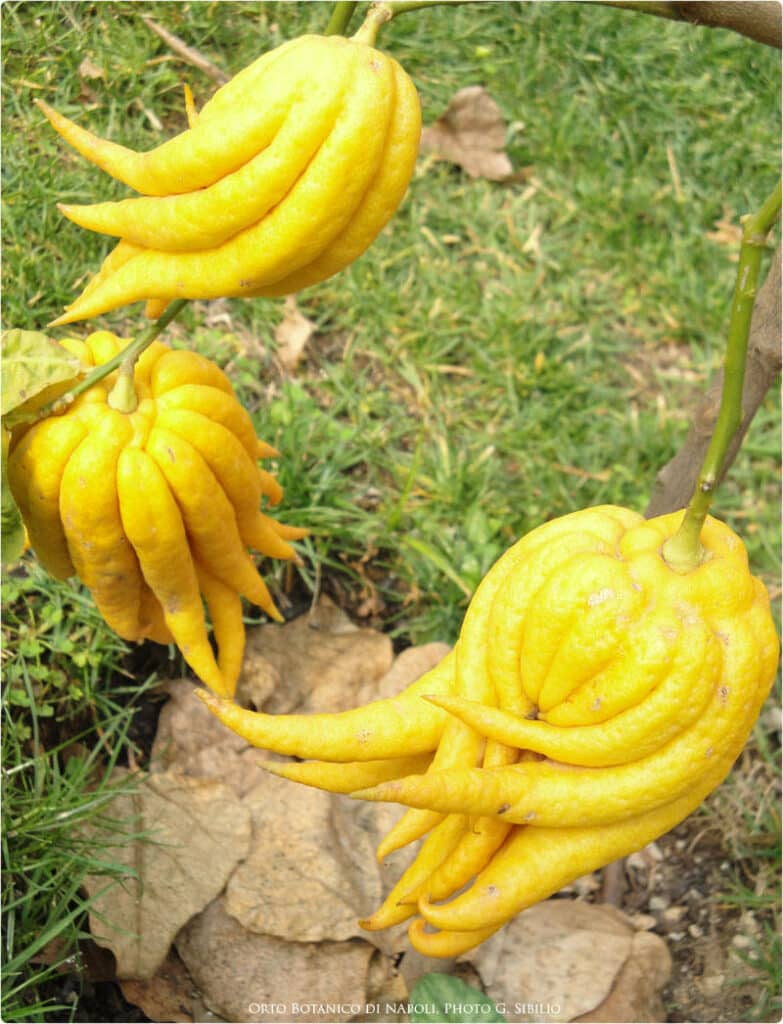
[199,504,779,956]
[40,34,422,324]
[7,333,305,697]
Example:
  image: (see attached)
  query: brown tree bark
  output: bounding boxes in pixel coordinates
[646,247,781,517]
[599,1,782,48]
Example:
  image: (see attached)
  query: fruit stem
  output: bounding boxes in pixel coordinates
[325,1,358,34]
[661,179,781,573]
[107,359,138,413]
[35,299,188,421]
[351,4,392,44]
[351,0,474,42]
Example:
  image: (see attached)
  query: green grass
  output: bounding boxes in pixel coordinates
[1,561,162,1021]
[2,1,781,1018]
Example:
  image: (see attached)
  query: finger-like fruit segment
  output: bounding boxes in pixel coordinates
[7,415,89,578]
[42,34,421,323]
[198,650,456,761]
[59,408,143,640]
[117,446,227,696]
[195,561,245,697]
[8,335,304,696]
[200,504,779,957]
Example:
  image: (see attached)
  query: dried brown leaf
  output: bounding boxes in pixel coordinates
[150,679,270,797]
[224,773,384,943]
[575,930,672,1023]
[141,15,229,84]
[239,595,394,715]
[83,770,252,979]
[119,950,198,1023]
[177,899,381,1023]
[465,901,634,1022]
[274,296,316,373]
[420,86,517,182]
[78,56,104,80]
[706,208,743,252]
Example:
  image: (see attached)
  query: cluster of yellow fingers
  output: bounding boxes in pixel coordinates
[7,331,307,699]
[200,504,778,955]
[36,31,421,326]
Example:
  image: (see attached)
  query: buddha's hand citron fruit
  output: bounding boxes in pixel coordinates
[36,32,421,326]
[7,331,307,699]
[198,504,779,955]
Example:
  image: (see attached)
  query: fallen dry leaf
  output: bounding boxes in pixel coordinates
[83,770,252,979]
[274,296,316,373]
[575,929,671,1023]
[239,595,394,715]
[224,772,384,943]
[78,56,104,80]
[177,898,382,1024]
[706,209,743,253]
[420,85,516,182]
[150,678,271,797]
[119,949,198,1023]
[466,900,671,1023]
[141,15,229,84]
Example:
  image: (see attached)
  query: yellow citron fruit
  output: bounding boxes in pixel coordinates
[7,331,307,699]
[199,504,779,955]
[35,31,421,327]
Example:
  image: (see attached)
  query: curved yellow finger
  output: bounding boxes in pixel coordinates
[155,406,262,523]
[151,349,235,398]
[138,583,175,646]
[47,44,396,323]
[146,426,281,620]
[6,414,88,579]
[375,809,445,864]
[34,37,310,195]
[407,917,501,959]
[425,611,718,768]
[155,382,260,461]
[354,613,766,828]
[59,407,144,641]
[117,446,227,696]
[360,813,468,931]
[195,559,245,698]
[416,752,737,936]
[248,56,422,297]
[58,47,352,250]
[260,752,433,794]
[196,649,455,762]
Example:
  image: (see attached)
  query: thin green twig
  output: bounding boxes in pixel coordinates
[35,300,188,422]
[662,180,781,572]
[325,1,359,35]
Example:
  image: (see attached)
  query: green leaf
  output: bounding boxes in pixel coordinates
[1,329,81,424]
[409,973,506,1023]
[2,429,25,566]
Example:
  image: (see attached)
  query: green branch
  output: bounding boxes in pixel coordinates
[325,2,358,35]
[36,300,188,422]
[662,180,781,572]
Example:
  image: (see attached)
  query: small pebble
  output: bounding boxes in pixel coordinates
[669,931,686,941]
[661,906,687,927]
[688,924,703,938]
[649,895,668,911]
[732,934,753,950]
[700,974,725,998]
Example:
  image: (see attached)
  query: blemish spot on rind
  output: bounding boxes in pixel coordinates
[588,588,615,607]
